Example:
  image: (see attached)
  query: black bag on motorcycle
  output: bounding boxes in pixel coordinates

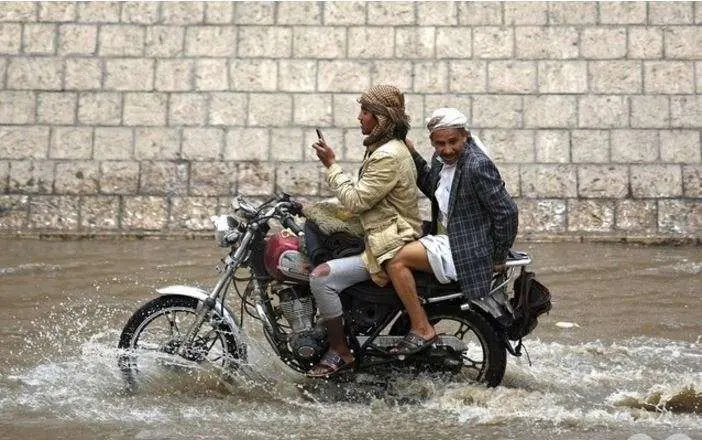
[507,270,552,341]
[301,202,365,265]
[303,220,365,265]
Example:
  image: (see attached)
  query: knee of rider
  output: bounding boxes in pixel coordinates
[385,257,405,275]
[309,263,332,294]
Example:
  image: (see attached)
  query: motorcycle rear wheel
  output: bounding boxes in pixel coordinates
[117,295,244,389]
[428,310,506,387]
[391,308,506,387]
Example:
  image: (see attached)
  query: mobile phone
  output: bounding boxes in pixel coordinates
[315,128,324,140]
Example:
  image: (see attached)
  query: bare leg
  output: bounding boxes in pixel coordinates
[385,241,436,341]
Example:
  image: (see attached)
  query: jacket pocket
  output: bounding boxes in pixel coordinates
[366,217,404,258]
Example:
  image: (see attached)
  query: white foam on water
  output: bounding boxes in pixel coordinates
[423,337,701,431]
[155,260,202,269]
[1,301,700,439]
[0,262,63,275]
[644,260,702,275]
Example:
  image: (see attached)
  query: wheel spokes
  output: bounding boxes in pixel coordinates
[135,308,228,366]
[461,353,483,370]
[454,322,470,340]
[164,310,182,337]
[433,315,487,380]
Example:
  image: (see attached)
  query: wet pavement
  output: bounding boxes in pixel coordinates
[0,239,699,440]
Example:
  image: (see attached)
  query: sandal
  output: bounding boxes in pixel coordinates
[306,350,355,378]
[389,330,438,356]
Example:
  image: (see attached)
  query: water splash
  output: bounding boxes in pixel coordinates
[1,297,700,439]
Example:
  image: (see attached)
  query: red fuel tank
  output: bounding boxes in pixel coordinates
[263,230,311,282]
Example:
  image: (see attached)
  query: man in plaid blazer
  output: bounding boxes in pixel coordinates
[385,108,518,353]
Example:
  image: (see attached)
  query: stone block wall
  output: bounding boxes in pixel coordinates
[0,1,699,241]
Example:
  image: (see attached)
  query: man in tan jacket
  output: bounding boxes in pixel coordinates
[307,85,435,378]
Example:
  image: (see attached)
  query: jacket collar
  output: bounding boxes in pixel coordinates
[445,141,471,220]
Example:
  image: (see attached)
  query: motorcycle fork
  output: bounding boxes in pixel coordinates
[176,264,234,357]
[176,230,254,356]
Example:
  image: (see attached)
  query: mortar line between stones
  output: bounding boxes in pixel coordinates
[645,2,650,26]
[655,128,662,162]
[23,194,31,229]
[49,157,57,196]
[574,156,580,201]
[19,21,27,54]
[5,161,13,196]
[1,55,7,88]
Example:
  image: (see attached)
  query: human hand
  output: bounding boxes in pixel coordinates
[404,137,416,152]
[493,262,507,273]
[311,139,336,168]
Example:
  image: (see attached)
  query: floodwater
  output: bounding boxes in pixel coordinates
[0,239,699,440]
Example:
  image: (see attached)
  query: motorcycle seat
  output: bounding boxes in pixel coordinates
[342,271,461,306]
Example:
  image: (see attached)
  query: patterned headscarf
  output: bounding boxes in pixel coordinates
[357,85,410,150]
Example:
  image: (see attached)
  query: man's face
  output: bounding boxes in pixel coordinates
[357,107,378,135]
[430,128,468,165]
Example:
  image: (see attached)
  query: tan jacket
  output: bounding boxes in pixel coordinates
[326,139,421,285]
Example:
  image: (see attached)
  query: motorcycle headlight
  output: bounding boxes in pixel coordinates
[210,215,242,247]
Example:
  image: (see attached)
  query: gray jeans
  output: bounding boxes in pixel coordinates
[309,254,370,321]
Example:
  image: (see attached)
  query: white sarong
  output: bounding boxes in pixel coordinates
[419,234,457,284]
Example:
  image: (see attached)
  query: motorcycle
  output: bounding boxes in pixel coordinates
[118,193,550,387]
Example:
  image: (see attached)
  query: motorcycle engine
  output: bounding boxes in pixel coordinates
[275,285,327,365]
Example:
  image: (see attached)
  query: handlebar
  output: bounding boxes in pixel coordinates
[281,215,303,235]
[273,197,304,235]
[233,193,307,236]
[278,195,303,215]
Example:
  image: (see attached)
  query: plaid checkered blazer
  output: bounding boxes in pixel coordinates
[411,140,518,300]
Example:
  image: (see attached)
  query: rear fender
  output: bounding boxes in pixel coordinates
[155,285,243,339]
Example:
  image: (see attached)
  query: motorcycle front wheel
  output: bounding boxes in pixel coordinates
[117,295,244,390]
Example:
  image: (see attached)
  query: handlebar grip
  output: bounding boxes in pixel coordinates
[282,215,303,235]
[289,201,304,215]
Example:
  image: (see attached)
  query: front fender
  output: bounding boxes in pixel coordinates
[155,285,243,339]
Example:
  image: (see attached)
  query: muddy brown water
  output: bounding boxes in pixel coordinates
[0,239,699,440]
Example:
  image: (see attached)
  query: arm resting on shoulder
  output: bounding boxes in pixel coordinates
[326,153,399,214]
[470,159,518,264]
[410,150,434,198]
